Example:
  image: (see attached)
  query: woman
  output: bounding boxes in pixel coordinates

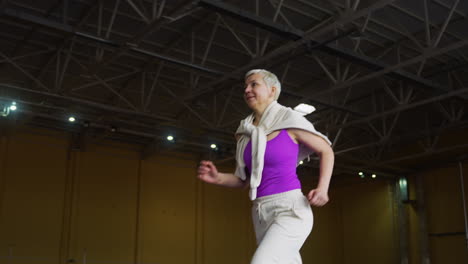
[197,69,334,263]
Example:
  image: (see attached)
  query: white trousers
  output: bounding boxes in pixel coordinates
[251,189,313,264]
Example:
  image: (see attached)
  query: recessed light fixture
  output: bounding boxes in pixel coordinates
[9,102,17,111]
[294,103,316,116]
[68,116,76,122]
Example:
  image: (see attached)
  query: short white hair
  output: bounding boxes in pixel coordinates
[245,69,281,100]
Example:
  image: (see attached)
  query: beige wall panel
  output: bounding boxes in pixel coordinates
[201,182,253,264]
[340,181,397,264]
[138,156,197,264]
[0,134,68,264]
[0,135,7,221]
[424,166,467,233]
[0,127,441,264]
[70,148,139,264]
[407,177,421,264]
[422,163,468,264]
[429,236,468,264]
[301,189,344,264]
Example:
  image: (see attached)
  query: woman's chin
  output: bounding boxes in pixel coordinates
[247,102,259,109]
[245,100,255,107]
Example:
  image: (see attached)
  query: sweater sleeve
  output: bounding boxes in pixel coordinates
[277,109,332,145]
[278,109,332,163]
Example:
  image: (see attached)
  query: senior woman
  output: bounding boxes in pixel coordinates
[197,69,334,264]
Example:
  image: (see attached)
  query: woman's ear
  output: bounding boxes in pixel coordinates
[270,86,277,99]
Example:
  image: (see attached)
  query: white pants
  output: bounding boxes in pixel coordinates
[251,189,313,264]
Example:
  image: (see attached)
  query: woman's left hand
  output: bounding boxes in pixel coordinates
[307,188,329,207]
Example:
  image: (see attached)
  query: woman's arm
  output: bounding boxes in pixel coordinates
[288,128,335,206]
[197,160,248,188]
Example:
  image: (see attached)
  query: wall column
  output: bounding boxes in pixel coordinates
[416,175,431,264]
[395,179,409,264]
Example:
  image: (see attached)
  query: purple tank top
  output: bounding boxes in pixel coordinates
[243,129,301,198]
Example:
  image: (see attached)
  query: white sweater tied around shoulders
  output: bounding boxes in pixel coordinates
[235,101,331,200]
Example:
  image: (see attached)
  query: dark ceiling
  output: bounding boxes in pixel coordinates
[0,0,467,178]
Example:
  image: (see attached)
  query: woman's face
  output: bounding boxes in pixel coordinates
[244,73,275,110]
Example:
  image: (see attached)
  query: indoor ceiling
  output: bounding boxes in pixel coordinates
[0,0,467,178]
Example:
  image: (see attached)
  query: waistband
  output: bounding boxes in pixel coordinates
[253,189,303,204]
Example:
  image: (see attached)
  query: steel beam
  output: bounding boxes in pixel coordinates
[7,0,63,55]
[69,56,139,111]
[126,0,151,23]
[0,83,174,122]
[260,0,286,56]
[72,70,140,92]
[0,83,237,138]
[159,82,214,128]
[0,49,53,64]
[329,87,468,131]
[217,14,255,58]
[0,4,367,118]
[93,0,195,72]
[14,107,217,151]
[191,15,221,89]
[1,7,223,76]
[143,64,163,110]
[56,39,75,92]
[423,0,431,47]
[194,0,448,96]
[0,51,50,91]
[314,39,468,98]
[198,0,303,40]
[431,0,460,48]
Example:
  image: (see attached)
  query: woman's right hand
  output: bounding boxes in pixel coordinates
[197,160,220,184]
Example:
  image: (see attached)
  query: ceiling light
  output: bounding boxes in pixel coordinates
[210,143,217,149]
[9,102,17,111]
[299,160,304,165]
[68,116,76,122]
[372,174,376,178]
[167,135,174,141]
[294,103,316,116]
[399,177,407,187]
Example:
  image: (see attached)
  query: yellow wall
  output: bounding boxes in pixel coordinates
[408,163,468,264]
[408,176,421,264]
[0,127,399,264]
[301,179,397,264]
[0,131,68,264]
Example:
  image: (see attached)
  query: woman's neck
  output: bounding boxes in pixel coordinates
[252,100,274,126]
